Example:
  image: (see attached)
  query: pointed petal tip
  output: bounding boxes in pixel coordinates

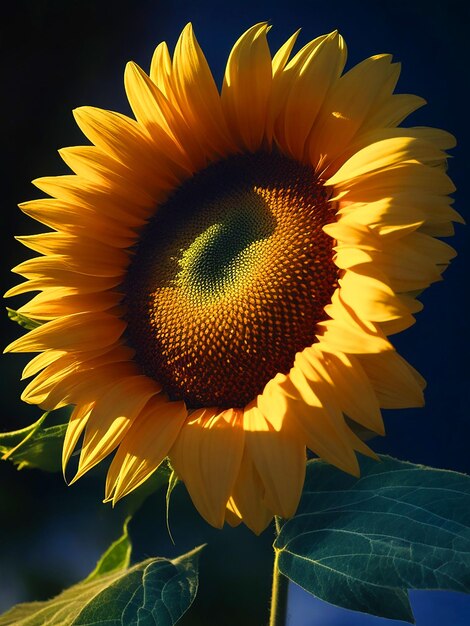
[349,461,361,479]
[4,284,22,298]
[72,105,101,127]
[243,511,274,535]
[249,21,270,36]
[68,471,81,486]
[31,176,48,191]
[72,106,85,121]
[210,516,225,530]
[17,201,37,215]
[3,335,27,354]
[102,494,118,508]
[69,458,99,485]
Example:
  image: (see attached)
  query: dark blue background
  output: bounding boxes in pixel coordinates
[1,1,469,624]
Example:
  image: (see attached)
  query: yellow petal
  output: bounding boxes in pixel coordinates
[124,61,203,173]
[359,94,426,134]
[18,199,136,248]
[222,23,272,151]
[171,23,234,157]
[419,222,455,237]
[44,361,139,411]
[17,232,103,256]
[18,289,123,320]
[327,137,446,188]
[268,33,326,144]
[5,312,126,354]
[21,349,65,380]
[357,351,425,408]
[58,145,165,203]
[312,349,384,434]
[73,106,163,175]
[230,448,274,534]
[350,126,456,155]
[344,428,379,460]
[350,233,455,293]
[328,126,455,177]
[331,163,455,202]
[5,272,122,298]
[62,401,95,475]
[339,270,416,322]
[319,290,394,354]
[379,296,422,335]
[308,54,399,163]
[317,317,391,354]
[150,41,173,96]
[73,375,160,480]
[337,194,462,237]
[21,345,135,406]
[12,254,126,280]
[281,359,360,475]
[275,31,346,160]
[32,174,151,225]
[244,397,306,518]
[271,29,301,76]
[169,408,245,528]
[106,396,187,502]
[324,220,379,246]
[59,144,126,177]
[224,501,243,528]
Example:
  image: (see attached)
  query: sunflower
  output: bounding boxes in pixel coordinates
[5,23,461,534]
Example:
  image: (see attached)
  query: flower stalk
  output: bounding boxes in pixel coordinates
[270,518,289,626]
[269,549,289,626]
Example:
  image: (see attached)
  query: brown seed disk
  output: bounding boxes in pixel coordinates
[124,151,338,408]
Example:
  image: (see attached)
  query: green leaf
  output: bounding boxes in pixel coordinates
[166,469,180,543]
[122,461,172,517]
[6,307,42,330]
[275,455,470,623]
[0,536,204,626]
[0,412,67,472]
[84,517,132,582]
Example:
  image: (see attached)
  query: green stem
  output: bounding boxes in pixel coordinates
[269,519,289,626]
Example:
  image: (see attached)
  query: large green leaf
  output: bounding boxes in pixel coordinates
[0,517,204,626]
[0,412,66,472]
[275,455,470,623]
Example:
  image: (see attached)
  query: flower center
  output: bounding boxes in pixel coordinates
[125,152,338,408]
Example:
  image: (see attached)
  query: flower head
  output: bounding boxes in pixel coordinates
[6,24,461,533]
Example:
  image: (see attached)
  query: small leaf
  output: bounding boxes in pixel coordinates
[0,413,67,472]
[166,469,180,543]
[275,455,470,623]
[0,413,49,448]
[6,307,42,330]
[0,540,204,626]
[84,517,132,582]
[122,461,172,516]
